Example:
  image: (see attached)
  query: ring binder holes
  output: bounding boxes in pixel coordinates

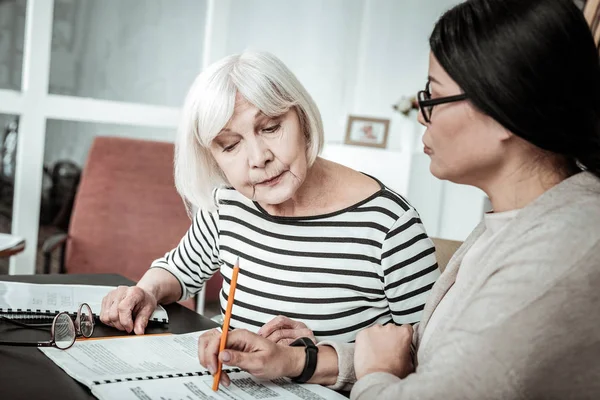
[93,381,100,385]
[136,377,143,381]
[167,374,173,378]
[126,378,132,381]
[104,380,111,384]
[147,376,154,380]
[186,373,193,376]
[157,375,164,379]
[116,379,122,382]
[176,373,184,377]
[7,308,12,312]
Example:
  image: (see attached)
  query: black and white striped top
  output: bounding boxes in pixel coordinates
[151,182,440,343]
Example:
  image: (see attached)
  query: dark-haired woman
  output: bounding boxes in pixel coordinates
[196,0,600,398]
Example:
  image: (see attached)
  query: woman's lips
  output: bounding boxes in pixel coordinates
[258,172,285,186]
[423,145,433,155]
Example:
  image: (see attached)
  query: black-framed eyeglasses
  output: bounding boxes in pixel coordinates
[0,303,94,350]
[417,81,467,123]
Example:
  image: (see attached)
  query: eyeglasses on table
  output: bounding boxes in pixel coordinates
[0,303,94,350]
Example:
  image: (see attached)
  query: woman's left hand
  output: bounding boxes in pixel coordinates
[354,324,415,380]
[258,315,317,345]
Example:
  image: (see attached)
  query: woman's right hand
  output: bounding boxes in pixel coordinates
[99,285,158,335]
[197,329,305,387]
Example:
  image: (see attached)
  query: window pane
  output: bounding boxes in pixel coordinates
[38,119,176,273]
[0,0,26,91]
[0,113,19,274]
[49,0,207,107]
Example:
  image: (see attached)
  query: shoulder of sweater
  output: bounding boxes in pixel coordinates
[487,203,600,282]
[522,172,600,235]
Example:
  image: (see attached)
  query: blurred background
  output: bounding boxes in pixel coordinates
[0,0,594,276]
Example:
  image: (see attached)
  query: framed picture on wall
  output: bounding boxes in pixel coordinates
[344,115,390,149]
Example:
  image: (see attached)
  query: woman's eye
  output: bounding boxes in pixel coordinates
[262,124,281,134]
[223,142,239,152]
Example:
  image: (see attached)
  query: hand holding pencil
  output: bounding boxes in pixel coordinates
[212,258,240,391]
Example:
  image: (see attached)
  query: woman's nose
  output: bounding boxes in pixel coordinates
[248,137,273,168]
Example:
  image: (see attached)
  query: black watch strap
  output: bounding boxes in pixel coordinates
[289,337,319,383]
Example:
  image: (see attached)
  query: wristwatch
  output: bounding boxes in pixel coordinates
[289,337,319,383]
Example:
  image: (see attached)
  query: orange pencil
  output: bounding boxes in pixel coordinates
[212,257,240,391]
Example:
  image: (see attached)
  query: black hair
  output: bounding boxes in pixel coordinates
[430,0,600,179]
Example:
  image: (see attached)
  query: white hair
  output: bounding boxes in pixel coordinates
[175,50,324,213]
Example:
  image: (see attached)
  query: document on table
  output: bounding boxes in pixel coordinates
[40,330,347,400]
[0,281,168,322]
[40,331,205,387]
[0,233,24,251]
[92,373,347,400]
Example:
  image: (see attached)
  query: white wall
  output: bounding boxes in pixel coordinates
[438,182,486,239]
[224,0,364,145]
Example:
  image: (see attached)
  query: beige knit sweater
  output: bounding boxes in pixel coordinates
[320,171,600,400]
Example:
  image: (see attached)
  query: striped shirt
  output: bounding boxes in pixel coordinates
[151,182,440,343]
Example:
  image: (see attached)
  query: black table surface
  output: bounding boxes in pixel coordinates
[0,273,219,400]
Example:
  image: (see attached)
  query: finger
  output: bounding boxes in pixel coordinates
[117,302,135,333]
[264,329,285,343]
[133,302,154,335]
[205,330,221,374]
[258,315,296,337]
[219,330,269,372]
[198,329,221,372]
[226,329,266,351]
[100,295,109,324]
[118,291,144,333]
[220,371,231,387]
[219,349,262,372]
[107,300,126,331]
[266,328,313,344]
[100,289,120,324]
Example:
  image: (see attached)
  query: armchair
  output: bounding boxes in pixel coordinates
[431,237,463,272]
[42,136,223,311]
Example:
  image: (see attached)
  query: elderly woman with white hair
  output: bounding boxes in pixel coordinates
[100,51,439,345]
